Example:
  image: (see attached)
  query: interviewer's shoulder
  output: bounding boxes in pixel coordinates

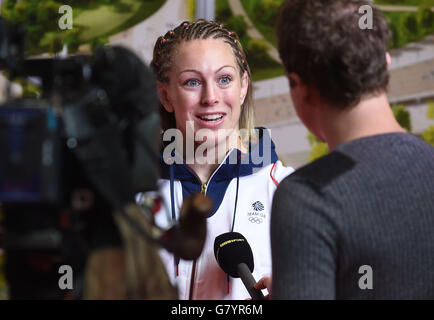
[272,152,353,226]
[279,151,356,192]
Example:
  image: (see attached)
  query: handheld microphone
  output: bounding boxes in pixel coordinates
[214,232,265,300]
[160,193,212,260]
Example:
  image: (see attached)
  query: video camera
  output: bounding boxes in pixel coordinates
[0,17,162,299]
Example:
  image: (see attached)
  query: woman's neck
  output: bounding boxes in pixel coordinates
[186,133,248,184]
[189,162,219,185]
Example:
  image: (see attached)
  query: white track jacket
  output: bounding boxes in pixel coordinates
[140,129,294,299]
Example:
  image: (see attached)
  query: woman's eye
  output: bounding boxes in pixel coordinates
[219,76,232,85]
[184,79,200,87]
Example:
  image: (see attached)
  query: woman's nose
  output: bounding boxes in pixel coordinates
[201,83,218,106]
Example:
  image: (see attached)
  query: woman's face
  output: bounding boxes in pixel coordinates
[159,39,248,151]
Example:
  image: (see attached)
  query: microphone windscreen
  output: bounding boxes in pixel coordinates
[213,232,254,278]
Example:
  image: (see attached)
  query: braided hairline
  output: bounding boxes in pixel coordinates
[151,20,249,84]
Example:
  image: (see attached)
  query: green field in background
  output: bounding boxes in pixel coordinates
[375,0,434,6]
[240,0,278,48]
[217,0,284,81]
[74,0,165,41]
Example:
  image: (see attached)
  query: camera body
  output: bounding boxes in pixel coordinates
[0,17,161,299]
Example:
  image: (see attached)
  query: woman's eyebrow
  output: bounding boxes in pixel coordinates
[216,65,237,72]
[178,65,236,77]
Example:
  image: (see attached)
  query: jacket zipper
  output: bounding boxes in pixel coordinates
[189,182,207,300]
[187,151,234,299]
[200,182,208,194]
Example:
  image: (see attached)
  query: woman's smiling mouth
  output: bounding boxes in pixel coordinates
[196,113,226,123]
[196,113,226,126]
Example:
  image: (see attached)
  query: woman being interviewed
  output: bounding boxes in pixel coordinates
[149,20,294,300]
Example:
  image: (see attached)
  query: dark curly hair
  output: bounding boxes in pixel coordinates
[277,0,392,108]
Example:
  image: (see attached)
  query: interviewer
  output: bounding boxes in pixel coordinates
[271,0,434,299]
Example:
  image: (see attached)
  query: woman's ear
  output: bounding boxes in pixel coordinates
[240,70,249,105]
[157,82,174,113]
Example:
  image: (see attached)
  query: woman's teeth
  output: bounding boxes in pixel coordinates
[198,114,224,122]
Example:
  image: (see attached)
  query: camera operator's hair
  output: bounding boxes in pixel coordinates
[151,20,255,140]
[277,0,392,108]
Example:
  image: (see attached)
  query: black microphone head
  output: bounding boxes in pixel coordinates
[214,232,254,278]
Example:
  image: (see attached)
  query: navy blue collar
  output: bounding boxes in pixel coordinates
[160,127,278,182]
[160,127,278,219]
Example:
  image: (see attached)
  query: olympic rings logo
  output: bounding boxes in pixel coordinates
[248,217,263,224]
